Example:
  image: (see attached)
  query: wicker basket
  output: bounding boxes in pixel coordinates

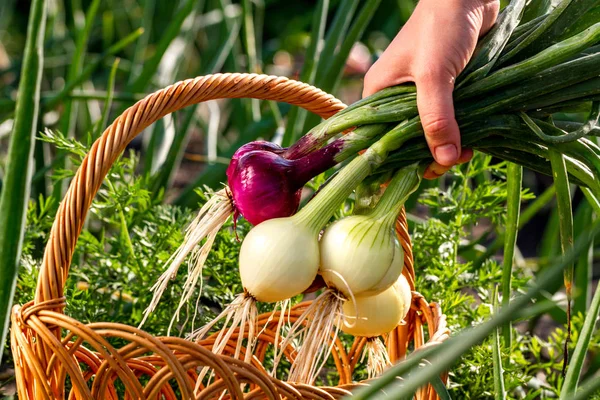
[11,73,449,399]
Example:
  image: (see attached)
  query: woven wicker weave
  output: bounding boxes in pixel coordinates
[11,73,450,399]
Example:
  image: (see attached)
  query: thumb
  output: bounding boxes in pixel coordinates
[415,72,461,167]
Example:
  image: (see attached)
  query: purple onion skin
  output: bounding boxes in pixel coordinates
[283,134,322,160]
[227,141,344,225]
[229,151,302,226]
[227,141,285,181]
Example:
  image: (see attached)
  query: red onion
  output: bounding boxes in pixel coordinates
[227,141,285,180]
[227,141,342,225]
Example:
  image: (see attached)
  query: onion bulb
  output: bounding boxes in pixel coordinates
[227,140,343,225]
[320,164,422,297]
[395,271,412,321]
[227,125,387,226]
[340,274,412,337]
[237,152,376,303]
[320,215,405,297]
[239,217,319,302]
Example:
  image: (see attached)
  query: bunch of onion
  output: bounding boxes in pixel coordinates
[232,0,600,382]
[187,127,424,370]
[144,0,600,364]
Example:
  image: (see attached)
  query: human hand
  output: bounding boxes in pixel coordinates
[363,0,500,178]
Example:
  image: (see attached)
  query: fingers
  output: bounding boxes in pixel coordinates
[479,0,501,37]
[361,0,499,179]
[415,71,461,167]
[362,35,411,98]
[362,60,393,98]
[423,148,473,179]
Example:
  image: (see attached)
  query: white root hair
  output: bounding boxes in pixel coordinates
[362,337,392,379]
[139,188,233,329]
[189,293,259,385]
[274,289,345,384]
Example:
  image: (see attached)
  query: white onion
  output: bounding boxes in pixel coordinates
[341,283,403,337]
[239,217,319,302]
[360,241,404,297]
[319,215,403,297]
[319,165,421,298]
[394,273,412,322]
[340,274,412,337]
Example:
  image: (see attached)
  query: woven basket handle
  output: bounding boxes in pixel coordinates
[35,73,347,307]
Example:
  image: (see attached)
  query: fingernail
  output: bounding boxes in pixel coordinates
[429,162,446,176]
[424,166,442,179]
[434,144,458,166]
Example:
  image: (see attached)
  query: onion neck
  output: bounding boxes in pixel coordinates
[367,163,425,225]
[292,153,372,233]
[290,119,425,233]
[291,144,342,186]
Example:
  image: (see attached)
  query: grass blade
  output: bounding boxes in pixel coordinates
[319,0,359,72]
[471,184,555,268]
[281,0,330,147]
[44,28,144,110]
[573,200,593,315]
[59,0,101,138]
[349,221,600,399]
[318,0,382,94]
[519,117,574,323]
[0,0,46,364]
[128,0,196,93]
[128,0,156,84]
[91,58,120,141]
[547,147,575,377]
[204,18,241,74]
[150,12,241,193]
[561,245,600,398]
[493,286,507,400]
[150,107,196,194]
[573,369,600,399]
[144,0,205,176]
[429,374,452,400]
[501,162,522,347]
[242,0,260,74]
[242,0,261,121]
[540,206,561,259]
[254,0,264,64]
[582,187,600,215]
[301,0,382,134]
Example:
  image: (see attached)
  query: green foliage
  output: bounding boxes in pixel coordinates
[404,153,599,399]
